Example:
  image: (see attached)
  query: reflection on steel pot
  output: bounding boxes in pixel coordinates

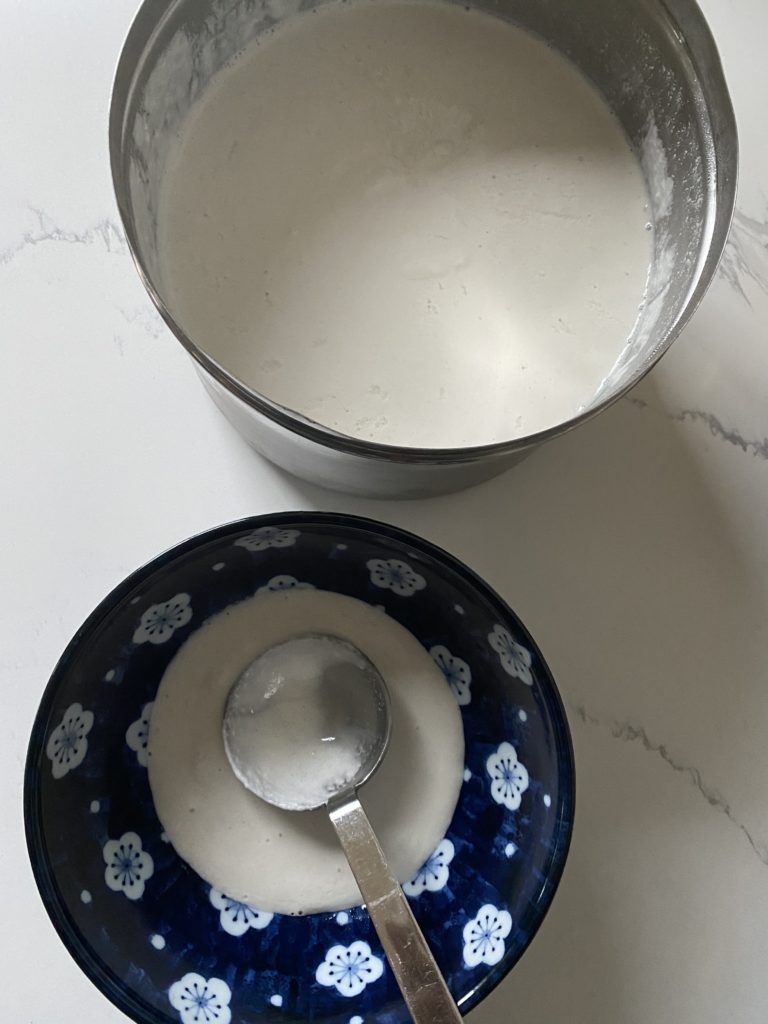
[110,0,737,499]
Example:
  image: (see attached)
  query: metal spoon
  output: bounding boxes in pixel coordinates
[223,633,463,1024]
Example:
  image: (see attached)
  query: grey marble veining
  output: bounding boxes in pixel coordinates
[719,207,768,305]
[0,207,126,266]
[572,703,768,866]
[673,408,768,459]
[626,396,768,460]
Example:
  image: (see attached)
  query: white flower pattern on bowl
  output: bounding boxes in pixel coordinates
[26,517,574,1024]
[103,831,154,901]
[169,973,232,1024]
[403,838,455,896]
[209,889,274,936]
[125,702,153,767]
[486,742,529,811]
[488,624,533,685]
[315,941,384,996]
[133,594,192,646]
[235,527,300,552]
[46,702,94,779]
[429,645,471,705]
[462,904,512,968]
[366,558,426,597]
[256,574,315,594]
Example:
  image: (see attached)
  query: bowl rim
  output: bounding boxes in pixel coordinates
[25,511,575,1023]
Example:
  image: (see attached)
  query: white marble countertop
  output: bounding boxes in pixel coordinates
[3,1,767,1021]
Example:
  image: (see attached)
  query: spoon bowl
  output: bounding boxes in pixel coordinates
[223,633,391,811]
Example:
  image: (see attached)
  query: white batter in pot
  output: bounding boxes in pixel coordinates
[158,0,652,448]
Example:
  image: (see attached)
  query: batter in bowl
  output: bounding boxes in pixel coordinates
[148,589,465,915]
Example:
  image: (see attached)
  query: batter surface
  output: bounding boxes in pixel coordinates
[159,0,652,446]
[148,589,465,915]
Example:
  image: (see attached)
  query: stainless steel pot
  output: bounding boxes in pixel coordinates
[110,0,737,498]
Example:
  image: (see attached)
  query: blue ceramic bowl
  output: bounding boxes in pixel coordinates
[25,513,574,1024]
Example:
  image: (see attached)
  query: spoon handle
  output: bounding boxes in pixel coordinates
[328,795,463,1024]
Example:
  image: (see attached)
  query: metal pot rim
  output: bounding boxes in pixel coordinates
[108,0,738,468]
